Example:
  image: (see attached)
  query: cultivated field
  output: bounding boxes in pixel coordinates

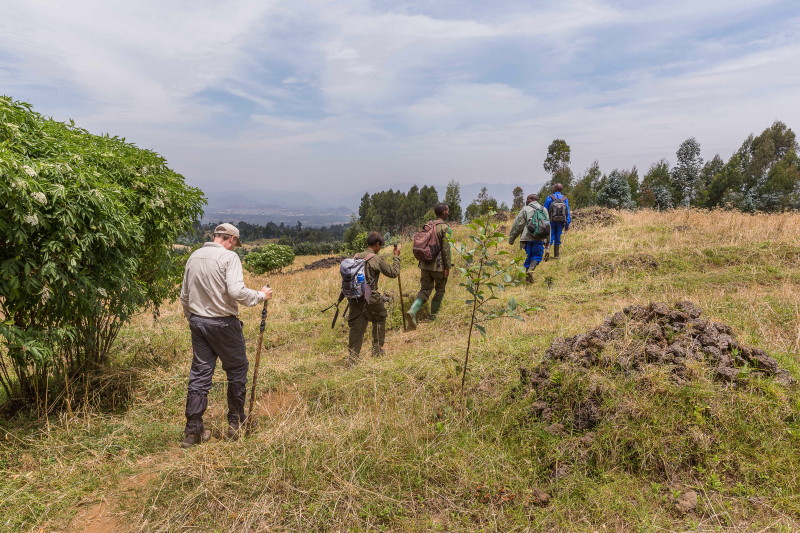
[2,209,800,532]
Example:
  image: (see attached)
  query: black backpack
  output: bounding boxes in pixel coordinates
[548,194,568,223]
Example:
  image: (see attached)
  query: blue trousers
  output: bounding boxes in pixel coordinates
[523,241,544,269]
[550,222,566,245]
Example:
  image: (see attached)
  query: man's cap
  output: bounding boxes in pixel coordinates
[214,223,240,241]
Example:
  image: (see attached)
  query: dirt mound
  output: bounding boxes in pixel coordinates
[303,256,346,270]
[541,301,792,385]
[571,207,619,230]
[589,253,659,276]
[520,301,794,430]
[493,211,512,221]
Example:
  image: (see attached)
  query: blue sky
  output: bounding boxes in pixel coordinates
[2,0,799,204]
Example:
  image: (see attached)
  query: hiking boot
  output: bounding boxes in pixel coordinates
[543,247,550,262]
[554,244,561,259]
[225,418,257,440]
[180,429,211,449]
[346,350,360,367]
[371,347,385,358]
[525,272,534,284]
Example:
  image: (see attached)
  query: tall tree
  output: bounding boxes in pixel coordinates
[464,187,498,221]
[596,169,635,209]
[639,159,673,210]
[543,139,572,176]
[541,138,574,197]
[445,180,463,223]
[704,121,800,211]
[671,137,704,207]
[624,166,640,205]
[571,161,602,208]
[511,186,524,211]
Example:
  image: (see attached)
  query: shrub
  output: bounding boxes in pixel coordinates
[244,244,295,274]
[0,97,205,406]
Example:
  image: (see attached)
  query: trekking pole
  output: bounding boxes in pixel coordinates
[247,287,269,432]
[395,244,408,331]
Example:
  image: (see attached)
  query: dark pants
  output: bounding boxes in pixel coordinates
[550,222,566,245]
[348,298,387,358]
[416,269,448,304]
[523,241,545,269]
[184,315,249,435]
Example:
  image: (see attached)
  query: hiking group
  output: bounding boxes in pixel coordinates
[509,183,571,283]
[177,188,569,448]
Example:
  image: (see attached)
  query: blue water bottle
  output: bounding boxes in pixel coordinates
[356,272,365,284]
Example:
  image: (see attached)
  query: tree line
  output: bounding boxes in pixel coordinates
[536,121,800,212]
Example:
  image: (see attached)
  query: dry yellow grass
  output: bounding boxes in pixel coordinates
[2,208,800,532]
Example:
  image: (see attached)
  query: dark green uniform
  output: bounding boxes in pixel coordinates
[347,251,400,364]
[415,220,452,312]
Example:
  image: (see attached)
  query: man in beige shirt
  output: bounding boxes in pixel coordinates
[179,223,273,447]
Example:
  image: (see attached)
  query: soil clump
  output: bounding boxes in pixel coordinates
[519,301,794,430]
[571,207,619,230]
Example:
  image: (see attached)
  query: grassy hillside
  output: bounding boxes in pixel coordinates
[2,209,800,532]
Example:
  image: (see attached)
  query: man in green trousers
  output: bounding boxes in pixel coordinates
[407,202,452,328]
[348,231,401,366]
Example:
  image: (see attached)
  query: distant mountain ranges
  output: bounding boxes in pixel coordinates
[201,181,544,227]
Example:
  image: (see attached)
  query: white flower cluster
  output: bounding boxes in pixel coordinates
[24,214,39,226]
[154,198,165,208]
[32,192,47,205]
[97,287,108,298]
[41,286,51,304]
[22,165,37,177]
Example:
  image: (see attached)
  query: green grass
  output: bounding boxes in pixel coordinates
[2,209,800,532]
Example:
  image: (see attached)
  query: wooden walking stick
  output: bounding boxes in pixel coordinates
[246,289,269,433]
[394,244,407,331]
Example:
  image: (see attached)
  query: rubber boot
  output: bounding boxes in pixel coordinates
[425,299,442,322]
[407,298,423,330]
[554,244,561,259]
[543,245,550,262]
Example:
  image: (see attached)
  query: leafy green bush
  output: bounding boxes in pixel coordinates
[244,244,295,274]
[0,97,205,406]
[344,232,368,254]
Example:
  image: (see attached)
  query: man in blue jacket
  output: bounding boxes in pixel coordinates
[543,183,571,259]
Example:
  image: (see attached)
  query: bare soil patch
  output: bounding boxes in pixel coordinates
[302,256,346,271]
[67,499,126,533]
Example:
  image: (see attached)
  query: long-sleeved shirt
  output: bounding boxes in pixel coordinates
[543,192,572,225]
[180,242,265,318]
[509,201,549,243]
[355,250,400,304]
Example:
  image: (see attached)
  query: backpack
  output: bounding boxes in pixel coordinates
[412,219,443,262]
[548,194,568,223]
[340,253,375,300]
[526,206,551,240]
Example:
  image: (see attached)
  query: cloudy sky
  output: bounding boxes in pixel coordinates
[2,0,799,203]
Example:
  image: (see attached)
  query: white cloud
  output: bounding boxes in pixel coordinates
[1,0,799,200]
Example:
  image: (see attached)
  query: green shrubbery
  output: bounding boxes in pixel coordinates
[243,244,295,274]
[0,97,205,406]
